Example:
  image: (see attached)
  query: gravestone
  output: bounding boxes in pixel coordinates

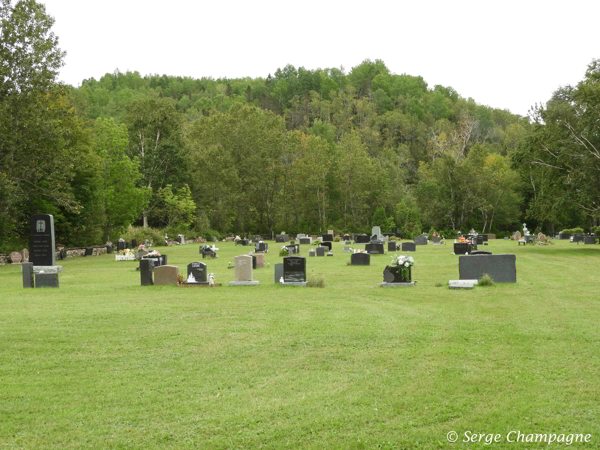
[371,226,383,241]
[459,254,516,283]
[343,234,351,241]
[351,253,370,266]
[139,259,154,286]
[584,236,597,245]
[275,235,285,243]
[256,242,268,252]
[59,248,67,260]
[177,235,185,245]
[322,234,333,242]
[514,231,521,240]
[380,265,415,287]
[431,236,442,244]
[308,250,316,257]
[254,253,265,268]
[453,243,472,255]
[365,243,384,254]
[471,250,492,255]
[401,242,416,252]
[282,256,307,285]
[35,273,60,288]
[154,265,179,285]
[449,280,478,289]
[482,234,489,243]
[316,247,326,257]
[327,229,334,235]
[131,239,137,248]
[559,232,570,240]
[251,254,257,269]
[229,255,259,286]
[344,247,350,252]
[391,227,398,236]
[299,237,312,245]
[355,234,370,244]
[185,262,208,284]
[85,247,93,256]
[321,242,332,251]
[414,236,427,246]
[274,263,284,283]
[387,241,397,252]
[106,244,113,254]
[29,214,56,266]
[118,241,125,251]
[21,248,29,262]
[10,251,22,264]
[136,249,149,260]
[22,262,34,288]
[476,235,484,245]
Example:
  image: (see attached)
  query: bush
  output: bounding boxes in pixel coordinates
[478,273,495,287]
[205,229,223,241]
[561,227,584,235]
[279,249,289,257]
[121,225,165,247]
[591,226,600,235]
[334,236,341,242]
[307,274,325,288]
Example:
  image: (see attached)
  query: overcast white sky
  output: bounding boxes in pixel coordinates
[41,0,599,117]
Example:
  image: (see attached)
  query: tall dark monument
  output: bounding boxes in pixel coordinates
[29,214,56,266]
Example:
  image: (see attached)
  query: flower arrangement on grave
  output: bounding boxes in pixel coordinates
[146,250,161,257]
[389,254,415,282]
[279,246,289,257]
[138,244,145,250]
[118,248,134,255]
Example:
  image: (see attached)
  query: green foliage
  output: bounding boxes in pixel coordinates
[121,225,164,247]
[478,273,495,287]
[560,227,584,235]
[279,248,289,257]
[372,207,387,229]
[156,184,196,228]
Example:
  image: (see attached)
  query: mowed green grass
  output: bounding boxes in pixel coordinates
[1,240,599,449]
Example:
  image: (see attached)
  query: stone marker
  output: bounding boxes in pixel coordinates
[453,242,472,255]
[514,231,521,240]
[355,234,370,244]
[29,214,56,266]
[316,247,326,257]
[274,263,284,283]
[308,250,316,257]
[449,280,478,289]
[414,236,428,246]
[380,265,416,287]
[401,242,416,252]
[366,243,384,254]
[23,262,34,288]
[584,236,597,245]
[21,248,29,262]
[470,250,492,255]
[459,254,516,283]
[185,262,208,284]
[35,273,60,288]
[344,246,350,252]
[256,242,268,252]
[322,234,333,242]
[85,247,93,256]
[351,253,370,266]
[10,251,22,264]
[387,241,397,252]
[154,265,180,285]
[327,229,334,235]
[229,255,259,286]
[299,237,312,245]
[254,253,265,268]
[282,256,307,286]
[320,242,332,251]
[371,226,383,241]
[140,259,154,286]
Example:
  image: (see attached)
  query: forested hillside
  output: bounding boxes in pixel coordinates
[1,1,598,251]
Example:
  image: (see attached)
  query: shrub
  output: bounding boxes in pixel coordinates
[561,227,584,235]
[478,273,495,287]
[307,275,325,288]
[334,236,341,242]
[121,225,165,247]
[591,226,600,235]
[176,273,185,285]
[205,229,223,241]
[279,249,289,257]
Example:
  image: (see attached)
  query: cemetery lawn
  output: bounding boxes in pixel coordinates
[1,240,599,450]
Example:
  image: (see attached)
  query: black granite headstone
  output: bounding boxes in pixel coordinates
[85,247,93,256]
[316,247,326,257]
[459,254,516,283]
[355,234,370,244]
[29,214,56,266]
[322,234,333,242]
[35,273,59,288]
[388,241,397,252]
[299,238,311,245]
[383,265,411,283]
[187,262,208,283]
[106,244,113,254]
[476,235,484,245]
[351,253,370,265]
[454,242,472,255]
[321,242,332,251]
[584,236,597,245]
[132,239,137,248]
[283,256,306,282]
[275,235,285,243]
[140,259,153,286]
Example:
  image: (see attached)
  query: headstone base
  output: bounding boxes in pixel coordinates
[183,281,210,286]
[379,281,416,287]
[280,282,308,287]
[35,273,59,288]
[228,281,260,286]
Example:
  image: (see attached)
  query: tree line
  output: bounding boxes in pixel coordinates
[1,0,598,252]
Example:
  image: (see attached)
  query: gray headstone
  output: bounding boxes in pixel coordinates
[459,254,516,283]
[235,255,253,282]
[23,262,34,288]
[355,234,370,244]
[387,241,397,252]
[274,263,284,283]
[401,242,416,252]
[316,247,326,257]
[414,236,428,246]
[584,236,597,245]
[453,243,472,255]
[35,273,59,288]
[29,214,56,266]
[320,242,332,251]
[365,243,384,254]
[299,237,311,245]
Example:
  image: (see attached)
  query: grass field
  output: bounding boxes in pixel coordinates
[1,240,599,449]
